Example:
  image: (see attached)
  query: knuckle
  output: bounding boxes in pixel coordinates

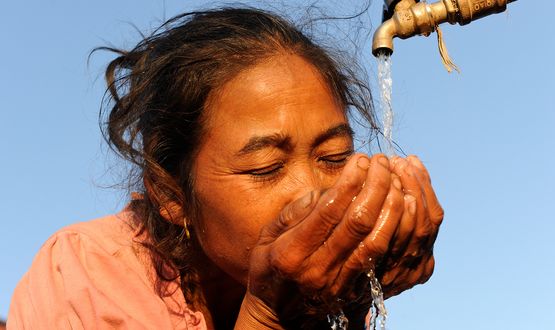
[419,266,433,284]
[425,256,435,275]
[396,220,412,239]
[345,205,374,238]
[367,235,389,256]
[390,244,402,256]
[401,223,414,238]
[431,205,445,225]
[386,191,404,212]
[277,206,294,227]
[345,249,367,272]
[301,268,328,292]
[269,245,302,277]
[414,224,432,244]
[339,168,365,192]
[414,230,430,245]
[329,283,342,298]
[369,175,390,193]
[381,269,398,287]
[317,202,345,227]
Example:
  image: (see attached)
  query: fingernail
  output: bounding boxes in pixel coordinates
[402,161,413,176]
[357,156,370,170]
[405,195,416,214]
[396,158,408,173]
[390,156,400,166]
[408,155,424,169]
[300,191,316,208]
[392,177,402,190]
[378,156,389,169]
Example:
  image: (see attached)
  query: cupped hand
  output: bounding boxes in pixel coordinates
[241,153,443,326]
[378,155,443,298]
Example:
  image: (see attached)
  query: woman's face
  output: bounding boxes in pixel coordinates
[193,54,354,284]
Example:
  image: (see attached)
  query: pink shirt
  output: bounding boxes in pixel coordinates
[8,209,207,329]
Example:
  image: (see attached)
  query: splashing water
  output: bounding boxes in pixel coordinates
[377,53,394,156]
[328,309,349,330]
[327,266,388,330]
[365,267,388,330]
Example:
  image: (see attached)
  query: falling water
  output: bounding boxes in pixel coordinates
[362,51,393,330]
[377,52,394,156]
[365,267,388,330]
[327,52,393,330]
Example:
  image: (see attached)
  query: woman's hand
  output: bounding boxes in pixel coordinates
[379,155,443,298]
[240,153,443,327]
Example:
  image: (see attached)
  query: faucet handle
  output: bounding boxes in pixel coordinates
[382,0,420,22]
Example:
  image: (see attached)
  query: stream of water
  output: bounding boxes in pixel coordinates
[364,52,394,330]
[365,267,388,330]
[328,53,393,330]
[377,53,394,156]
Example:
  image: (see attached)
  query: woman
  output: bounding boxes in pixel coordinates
[8,7,442,329]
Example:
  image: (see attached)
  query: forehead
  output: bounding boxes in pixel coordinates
[203,54,345,136]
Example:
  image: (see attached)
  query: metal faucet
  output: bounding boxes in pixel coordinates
[372,0,518,56]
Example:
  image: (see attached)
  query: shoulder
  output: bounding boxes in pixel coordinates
[8,209,206,330]
[53,208,139,251]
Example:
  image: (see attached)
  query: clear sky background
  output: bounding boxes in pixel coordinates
[1,1,552,329]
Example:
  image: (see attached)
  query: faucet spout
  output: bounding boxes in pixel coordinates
[372,0,518,57]
[372,19,396,56]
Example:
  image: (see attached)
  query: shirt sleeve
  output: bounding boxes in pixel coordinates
[7,229,203,330]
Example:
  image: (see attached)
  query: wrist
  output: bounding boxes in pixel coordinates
[234,293,283,330]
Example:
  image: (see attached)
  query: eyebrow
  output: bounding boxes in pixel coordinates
[237,134,293,156]
[236,123,354,156]
[311,123,354,149]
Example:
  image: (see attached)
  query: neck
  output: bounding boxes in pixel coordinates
[191,247,246,330]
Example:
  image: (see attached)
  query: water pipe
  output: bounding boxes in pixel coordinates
[372,0,518,56]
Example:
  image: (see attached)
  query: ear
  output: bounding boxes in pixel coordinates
[158,201,185,225]
[143,176,186,226]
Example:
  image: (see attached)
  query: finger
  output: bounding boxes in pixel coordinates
[407,155,444,227]
[363,174,404,258]
[382,255,429,299]
[390,194,416,257]
[284,154,370,253]
[419,255,435,285]
[391,157,432,251]
[329,173,404,295]
[268,154,369,278]
[320,154,391,262]
[259,190,320,242]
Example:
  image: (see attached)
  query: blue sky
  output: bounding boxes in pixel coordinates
[1,1,552,328]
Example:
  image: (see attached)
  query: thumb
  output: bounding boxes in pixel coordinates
[261,190,319,240]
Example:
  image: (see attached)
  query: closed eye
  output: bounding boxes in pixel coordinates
[318,150,353,169]
[241,162,285,182]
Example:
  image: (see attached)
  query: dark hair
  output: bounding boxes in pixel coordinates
[98,5,377,319]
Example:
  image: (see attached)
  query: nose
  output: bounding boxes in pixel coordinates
[287,160,339,205]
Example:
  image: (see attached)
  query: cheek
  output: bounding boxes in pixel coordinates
[193,182,285,283]
[191,160,346,282]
